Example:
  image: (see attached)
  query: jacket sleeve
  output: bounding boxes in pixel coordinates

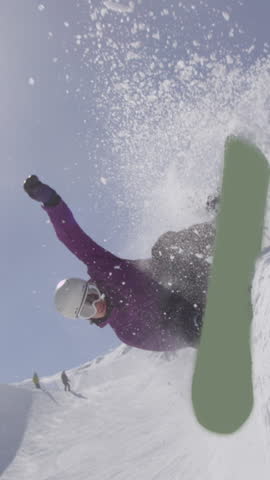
[42,200,125,282]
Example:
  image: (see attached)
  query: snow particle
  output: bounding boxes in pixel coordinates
[28,77,35,86]
[103,1,135,14]
[75,34,82,45]
[222,11,230,21]
[101,8,108,17]
[152,32,160,40]
[38,4,45,12]
[226,55,233,64]
[246,45,255,54]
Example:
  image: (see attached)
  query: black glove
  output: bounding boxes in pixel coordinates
[24,175,61,206]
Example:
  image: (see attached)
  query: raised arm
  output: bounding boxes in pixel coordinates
[43,199,122,271]
[23,175,124,283]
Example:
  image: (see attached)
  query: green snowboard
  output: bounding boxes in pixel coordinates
[192,136,269,434]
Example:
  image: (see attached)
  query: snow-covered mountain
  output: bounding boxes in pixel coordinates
[2,248,270,480]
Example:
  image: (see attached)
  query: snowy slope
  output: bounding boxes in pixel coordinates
[2,248,270,479]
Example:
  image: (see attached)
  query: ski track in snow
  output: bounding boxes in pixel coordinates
[2,249,270,480]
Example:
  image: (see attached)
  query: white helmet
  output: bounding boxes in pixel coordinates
[54,278,87,319]
[54,278,104,320]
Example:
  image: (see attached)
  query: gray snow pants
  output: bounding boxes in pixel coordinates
[152,222,216,346]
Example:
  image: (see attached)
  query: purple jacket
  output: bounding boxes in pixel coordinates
[43,200,190,351]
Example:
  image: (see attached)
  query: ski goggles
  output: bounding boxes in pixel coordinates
[77,283,105,320]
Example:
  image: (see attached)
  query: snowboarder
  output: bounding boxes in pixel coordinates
[24,175,217,352]
[61,370,71,391]
[32,371,41,389]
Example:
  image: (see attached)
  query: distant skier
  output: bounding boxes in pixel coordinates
[24,175,217,352]
[61,370,71,392]
[32,372,41,389]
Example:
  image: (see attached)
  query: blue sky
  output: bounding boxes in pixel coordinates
[1,0,270,383]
